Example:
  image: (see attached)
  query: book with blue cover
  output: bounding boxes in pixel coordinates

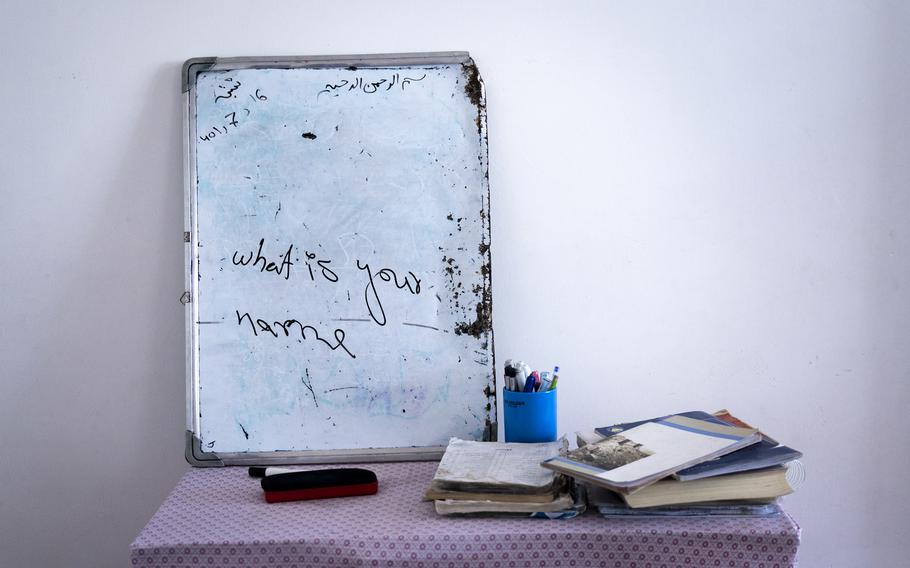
[593,410,802,481]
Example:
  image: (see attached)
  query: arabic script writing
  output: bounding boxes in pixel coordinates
[317,73,426,99]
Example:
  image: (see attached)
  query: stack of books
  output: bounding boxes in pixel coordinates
[426,438,583,518]
[541,410,802,516]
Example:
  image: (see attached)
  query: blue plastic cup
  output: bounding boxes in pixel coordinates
[503,388,557,443]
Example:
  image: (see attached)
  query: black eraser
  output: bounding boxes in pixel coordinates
[261,468,376,492]
[260,468,378,502]
[249,466,267,477]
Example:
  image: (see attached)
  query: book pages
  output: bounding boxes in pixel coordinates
[433,438,564,492]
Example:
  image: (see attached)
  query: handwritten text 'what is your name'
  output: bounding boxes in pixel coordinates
[229,238,423,359]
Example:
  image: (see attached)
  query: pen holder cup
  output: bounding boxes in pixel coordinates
[503,388,557,443]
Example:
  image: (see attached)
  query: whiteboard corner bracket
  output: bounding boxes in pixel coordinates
[183,57,217,93]
[185,430,224,467]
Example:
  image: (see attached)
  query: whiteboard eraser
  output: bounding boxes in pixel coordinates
[261,468,378,503]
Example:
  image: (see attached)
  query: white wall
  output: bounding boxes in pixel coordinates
[1,1,907,566]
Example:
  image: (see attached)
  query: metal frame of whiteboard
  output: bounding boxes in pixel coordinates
[183,52,494,466]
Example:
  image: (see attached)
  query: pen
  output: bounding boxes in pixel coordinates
[513,360,529,391]
[549,366,559,390]
[504,359,517,391]
[518,362,532,385]
[522,375,536,392]
[249,466,296,477]
[539,371,553,391]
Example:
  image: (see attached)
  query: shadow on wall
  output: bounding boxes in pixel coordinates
[6,61,190,568]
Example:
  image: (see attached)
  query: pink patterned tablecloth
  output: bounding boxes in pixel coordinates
[130,462,800,568]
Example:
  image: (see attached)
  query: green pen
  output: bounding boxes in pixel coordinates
[549,366,559,390]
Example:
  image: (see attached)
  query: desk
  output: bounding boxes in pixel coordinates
[131,462,800,567]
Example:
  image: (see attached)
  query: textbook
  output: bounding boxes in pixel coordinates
[542,414,760,494]
[431,438,564,494]
[429,438,580,517]
[424,481,563,503]
[675,441,801,481]
[591,411,802,482]
[619,466,794,508]
[434,492,575,515]
[587,483,782,516]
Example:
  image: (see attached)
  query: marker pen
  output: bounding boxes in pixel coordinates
[517,362,532,384]
[510,360,522,391]
[530,371,541,391]
[504,359,518,391]
[539,371,553,391]
[549,366,559,390]
[249,466,296,477]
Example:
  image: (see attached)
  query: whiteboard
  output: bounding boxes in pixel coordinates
[182,53,495,465]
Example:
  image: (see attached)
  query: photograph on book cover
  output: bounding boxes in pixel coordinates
[568,435,653,471]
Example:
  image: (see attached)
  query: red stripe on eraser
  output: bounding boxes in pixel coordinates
[263,481,378,503]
